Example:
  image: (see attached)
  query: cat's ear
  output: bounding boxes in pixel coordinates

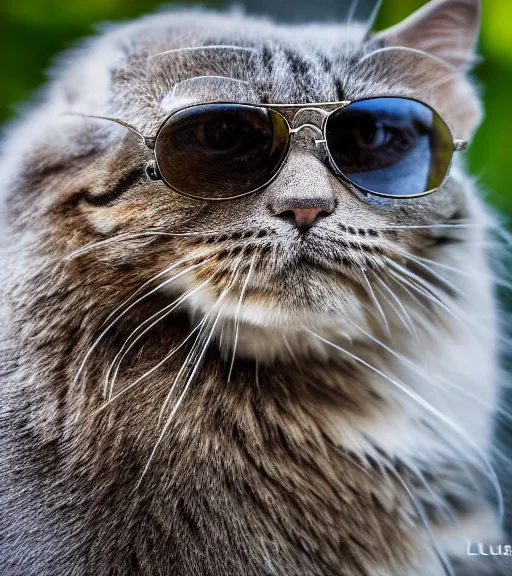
[374,0,481,70]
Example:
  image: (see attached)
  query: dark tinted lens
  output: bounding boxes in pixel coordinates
[325,98,454,197]
[154,103,290,199]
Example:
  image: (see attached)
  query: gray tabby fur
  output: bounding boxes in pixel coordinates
[0,1,509,574]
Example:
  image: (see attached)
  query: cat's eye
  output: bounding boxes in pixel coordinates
[76,97,466,201]
[152,97,462,200]
[154,103,290,200]
[324,98,454,198]
[351,123,394,150]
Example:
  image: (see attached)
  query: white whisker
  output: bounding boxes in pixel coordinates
[155,316,212,424]
[386,260,445,304]
[358,45,458,73]
[74,260,209,390]
[93,317,206,415]
[376,222,476,231]
[305,329,504,519]
[386,270,435,320]
[65,230,215,260]
[386,259,512,347]
[105,280,209,399]
[135,305,225,488]
[363,0,383,36]
[346,0,360,25]
[399,255,464,297]
[361,267,390,334]
[227,253,257,383]
[157,255,245,421]
[149,45,257,60]
[410,254,512,292]
[101,256,192,328]
[373,275,420,346]
[282,334,302,370]
[387,466,456,576]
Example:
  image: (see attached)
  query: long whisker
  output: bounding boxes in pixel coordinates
[386,270,508,353]
[353,308,512,430]
[387,259,512,347]
[386,261,446,307]
[101,256,193,329]
[345,0,360,25]
[148,45,258,60]
[387,267,473,337]
[408,254,512,292]
[386,465,456,576]
[305,329,504,519]
[358,45,459,73]
[66,232,163,260]
[142,260,246,489]
[375,222,477,231]
[399,255,465,298]
[74,260,209,389]
[361,267,390,334]
[409,465,457,525]
[349,299,511,485]
[105,280,210,399]
[135,306,225,489]
[345,320,432,387]
[282,334,303,371]
[386,270,436,321]
[338,315,431,387]
[92,317,207,415]
[66,230,217,260]
[155,315,211,424]
[338,324,480,502]
[373,274,420,345]
[157,255,245,421]
[227,253,257,383]
[363,0,383,36]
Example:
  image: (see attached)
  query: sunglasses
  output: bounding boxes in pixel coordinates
[79,96,467,201]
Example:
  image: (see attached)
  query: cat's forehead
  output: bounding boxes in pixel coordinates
[101,11,380,128]
[122,11,368,61]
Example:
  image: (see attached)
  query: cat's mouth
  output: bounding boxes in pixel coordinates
[169,237,375,340]
[158,225,391,346]
[179,265,370,360]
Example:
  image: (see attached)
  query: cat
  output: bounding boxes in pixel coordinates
[0,0,509,574]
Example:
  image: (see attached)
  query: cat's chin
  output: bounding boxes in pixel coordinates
[182,282,370,361]
[213,314,365,362]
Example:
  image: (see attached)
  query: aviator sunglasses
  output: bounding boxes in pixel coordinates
[81,96,468,201]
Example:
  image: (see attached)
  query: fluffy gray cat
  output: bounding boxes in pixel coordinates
[0,0,509,574]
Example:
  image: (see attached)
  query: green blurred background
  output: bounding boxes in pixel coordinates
[1,0,511,217]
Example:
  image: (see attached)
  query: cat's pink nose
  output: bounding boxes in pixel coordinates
[266,151,337,233]
[275,207,330,233]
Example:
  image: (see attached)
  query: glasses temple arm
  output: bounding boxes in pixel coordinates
[453,139,468,152]
[64,112,155,149]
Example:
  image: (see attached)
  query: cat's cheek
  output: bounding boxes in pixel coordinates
[74,182,189,236]
[432,76,482,143]
[78,202,139,235]
[353,190,400,210]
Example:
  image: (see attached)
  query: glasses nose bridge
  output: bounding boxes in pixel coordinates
[288,108,328,147]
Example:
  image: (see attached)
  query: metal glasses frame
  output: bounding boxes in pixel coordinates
[75,97,468,201]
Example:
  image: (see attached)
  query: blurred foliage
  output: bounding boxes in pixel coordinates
[1,0,511,216]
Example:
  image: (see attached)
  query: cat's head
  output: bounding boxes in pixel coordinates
[4,0,486,360]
